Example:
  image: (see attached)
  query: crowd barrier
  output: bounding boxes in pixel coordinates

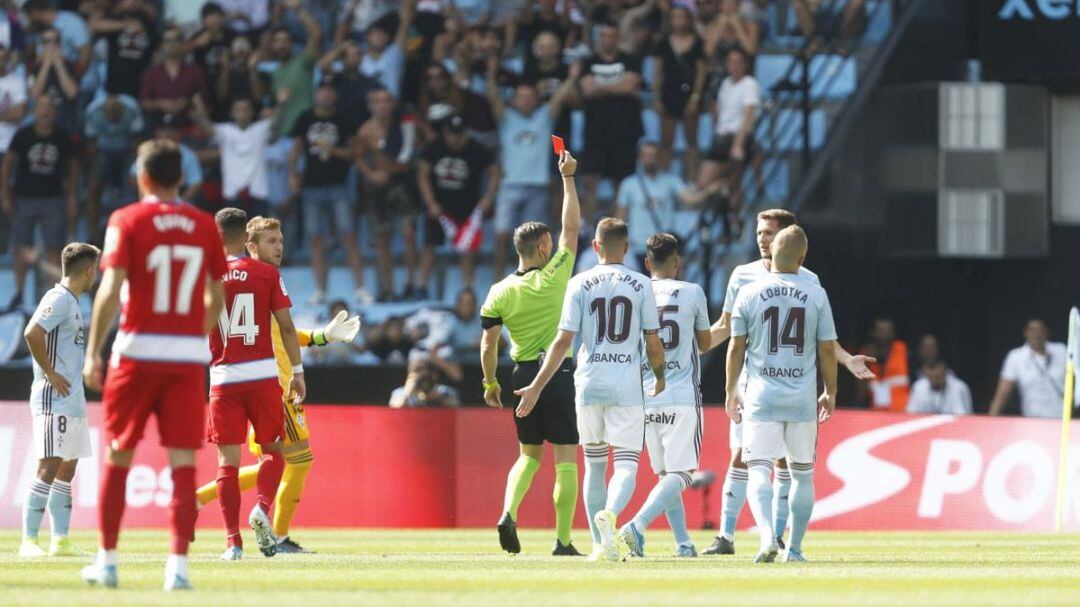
[0,402,1077,532]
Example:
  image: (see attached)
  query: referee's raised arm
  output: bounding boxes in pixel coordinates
[557,151,581,256]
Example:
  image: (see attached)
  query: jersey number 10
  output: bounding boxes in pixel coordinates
[590,296,633,344]
[763,306,805,355]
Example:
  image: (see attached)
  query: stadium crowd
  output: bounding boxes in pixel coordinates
[13,0,1047,418]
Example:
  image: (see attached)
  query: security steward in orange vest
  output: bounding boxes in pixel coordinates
[859,318,910,412]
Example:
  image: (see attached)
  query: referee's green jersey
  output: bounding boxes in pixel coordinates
[480,248,575,363]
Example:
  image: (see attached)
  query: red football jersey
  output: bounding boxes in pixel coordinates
[209,255,292,393]
[101,198,227,367]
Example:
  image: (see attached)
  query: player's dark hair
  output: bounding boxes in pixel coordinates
[757,208,798,229]
[201,2,224,18]
[513,221,551,258]
[137,139,184,189]
[23,0,53,13]
[61,242,100,276]
[596,217,629,247]
[646,233,680,266]
[215,207,249,242]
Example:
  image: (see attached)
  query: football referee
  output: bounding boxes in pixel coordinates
[480,151,581,556]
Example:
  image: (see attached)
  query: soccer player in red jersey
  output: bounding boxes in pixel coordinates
[81,140,228,591]
[208,207,306,561]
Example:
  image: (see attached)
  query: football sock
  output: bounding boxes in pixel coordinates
[216,466,242,548]
[274,459,312,538]
[169,466,196,556]
[606,449,640,516]
[632,471,690,529]
[720,467,748,541]
[22,479,51,538]
[787,462,816,554]
[664,494,693,547]
[583,445,609,546]
[745,460,775,552]
[165,554,188,581]
[47,479,73,537]
[100,465,130,551]
[773,467,791,541]
[197,464,258,507]
[552,462,578,545]
[502,454,541,519]
[256,452,285,515]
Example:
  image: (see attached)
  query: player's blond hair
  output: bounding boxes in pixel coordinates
[757,208,798,229]
[246,216,282,243]
[771,225,808,271]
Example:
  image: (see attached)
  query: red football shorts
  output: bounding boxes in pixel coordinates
[207,382,284,445]
[103,358,207,451]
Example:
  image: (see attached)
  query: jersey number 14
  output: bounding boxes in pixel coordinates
[219,293,261,345]
[763,306,805,355]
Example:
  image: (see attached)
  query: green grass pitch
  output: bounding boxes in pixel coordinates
[3,529,1079,606]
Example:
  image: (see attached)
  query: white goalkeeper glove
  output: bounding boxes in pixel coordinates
[314,310,361,345]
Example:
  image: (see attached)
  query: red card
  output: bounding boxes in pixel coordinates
[551,135,565,156]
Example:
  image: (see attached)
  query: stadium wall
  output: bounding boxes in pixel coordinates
[0,403,1077,532]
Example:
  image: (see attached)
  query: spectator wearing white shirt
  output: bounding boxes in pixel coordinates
[907,360,972,415]
[615,141,719,271]
[359,17,407,99]
[192,93,283,218]
[0,44,27,156]
[699,47,759,240]
[989,319,1067,419]
[335,0,398,46]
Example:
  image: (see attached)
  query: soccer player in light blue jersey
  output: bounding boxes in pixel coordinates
[617,233,712,559]
[701,209,874,556]
[725,226,838,563]
[19,243,99,558]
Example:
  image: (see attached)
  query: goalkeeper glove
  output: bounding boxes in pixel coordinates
[313,310,362,345]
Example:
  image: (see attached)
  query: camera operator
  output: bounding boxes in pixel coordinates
[389,359,461,408]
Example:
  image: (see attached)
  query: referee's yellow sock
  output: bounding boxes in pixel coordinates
[196,464,259,507]
[274,458,313,538]
[553,462,578,545]
[503,455,540,520]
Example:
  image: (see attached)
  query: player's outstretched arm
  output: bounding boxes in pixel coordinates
[645,331,666,396]
[556,152,580,255]
[307,310,362,346]
[83,267,126,392]
[274,308,307,403]
[703,312,732,353]
[480,325,502,408]
[724,335,747,423]
[835,341,876,380]
[818,339,839,423]
[514,329,575,418]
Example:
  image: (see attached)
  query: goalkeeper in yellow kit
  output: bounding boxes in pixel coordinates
[195,214,361,554]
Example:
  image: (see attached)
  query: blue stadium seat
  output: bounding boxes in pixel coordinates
[642,108,662,143]
[754,108,827,152]
[809,55,856,99]
[755,54,797,95]
[864,0,893,44]
[570,110,585,151]
[741,157,790,202]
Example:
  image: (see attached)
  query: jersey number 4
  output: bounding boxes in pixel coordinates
[763,306,805,355]
[219,293,260,345]
[147,244,204,315]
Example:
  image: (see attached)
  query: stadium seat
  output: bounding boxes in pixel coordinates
[642,108,662,143]
[864,0,893,44]
[754,107,827,152]
[570,110,585,151]
[755,54,797,95]
[809,55,857,99]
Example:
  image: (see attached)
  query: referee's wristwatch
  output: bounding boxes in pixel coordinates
[482,378,500,391]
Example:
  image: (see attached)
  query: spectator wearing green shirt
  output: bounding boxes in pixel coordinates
[479,151,582,557]
[260,0,320,138]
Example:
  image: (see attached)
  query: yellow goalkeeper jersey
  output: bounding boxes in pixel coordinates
[273,317,312,399]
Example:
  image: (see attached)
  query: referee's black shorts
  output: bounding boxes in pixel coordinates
[511,358,578,446]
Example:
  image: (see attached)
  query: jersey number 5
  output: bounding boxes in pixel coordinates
[147,244,204,315]
[763,306,805,355]
[219,293,260,345]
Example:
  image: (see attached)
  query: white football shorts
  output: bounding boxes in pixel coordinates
[644,405,702,474]
[741,419,817,464]
[577,404,645,450]
[32,414,92,460]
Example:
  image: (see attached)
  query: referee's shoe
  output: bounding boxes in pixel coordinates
[498,512,520,554]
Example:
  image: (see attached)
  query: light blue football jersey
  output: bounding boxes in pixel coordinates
[730,272,837,422]
[28,285,86,417]
[560,263,660,407]
[642,278,710,408]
